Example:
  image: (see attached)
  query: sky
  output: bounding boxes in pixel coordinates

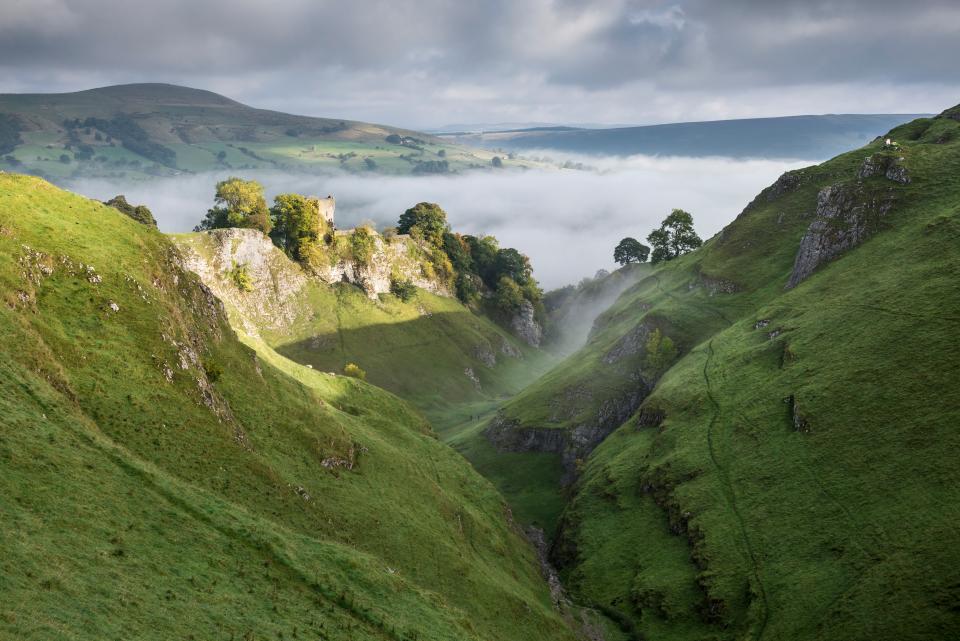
[1,0,958,129]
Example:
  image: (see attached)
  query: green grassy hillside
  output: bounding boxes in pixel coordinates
[170,228,555,427]
[0,173,575,641]
[0,83,530,179]
[478,109,960,639]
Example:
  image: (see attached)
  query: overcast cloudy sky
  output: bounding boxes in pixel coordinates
[0,0,957,128]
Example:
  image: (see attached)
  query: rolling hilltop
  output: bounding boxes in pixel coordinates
[452,107,960,639]
[0,83,519,179]
[444,113,929,160]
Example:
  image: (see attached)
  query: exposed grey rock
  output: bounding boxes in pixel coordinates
[499,337,523,359]
[464,366,482,390]
[857,154,910,184]
[785,183,895,289]
[473,342,497,368]
[767,170,803,201]
[754,319,770,329]
[485,383,649,484]
[602,321,652,364]
[696,273,741,296]
[510,300,543,347]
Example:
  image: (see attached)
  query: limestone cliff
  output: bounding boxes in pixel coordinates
[173,228,452,336]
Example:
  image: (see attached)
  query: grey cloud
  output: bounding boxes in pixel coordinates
[0,0,956,128]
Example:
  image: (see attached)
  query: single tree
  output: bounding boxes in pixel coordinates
[397,202,450,247]
[613,237,650,265]
[647,209,702,263]
[491,156,503,168]
[195,177,271,233]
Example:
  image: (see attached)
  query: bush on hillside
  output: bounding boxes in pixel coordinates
[343,362,366,380]
[644,328,677,374]
[390,277,417,302]
[104,195,158,227]
[229,261,253,292]
[350,226,377,266]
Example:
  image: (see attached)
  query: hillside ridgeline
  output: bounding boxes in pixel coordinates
[475,107,960,640]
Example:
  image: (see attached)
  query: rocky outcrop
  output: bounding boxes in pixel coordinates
[175,228,308,335]
[766,170,803,201]
[321,233,451,299]
[485,384,649,484]
[785,183,895,289]
[510,300,543,347]
[857,153,910,184]
[602,322,652,364]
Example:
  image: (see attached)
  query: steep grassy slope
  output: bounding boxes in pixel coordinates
[0,83,527,179]
[483,110,960,639]
[0,174,575,641]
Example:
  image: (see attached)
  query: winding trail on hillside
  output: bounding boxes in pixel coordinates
[650,272,770,637]
[703,339,770,640]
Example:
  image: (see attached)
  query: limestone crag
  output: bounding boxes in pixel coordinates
[510,300,543,347]
[785,183,895,289]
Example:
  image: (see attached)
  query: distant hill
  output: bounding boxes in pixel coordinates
[0,83,520,179]
[442,113,930,160]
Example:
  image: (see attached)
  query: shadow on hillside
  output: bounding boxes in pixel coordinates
[272,310,556,418]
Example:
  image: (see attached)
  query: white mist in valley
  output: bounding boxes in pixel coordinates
[67,154,810,289]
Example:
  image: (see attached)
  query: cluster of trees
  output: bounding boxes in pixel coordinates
[75,116,177,168]
[397,202,541,315]
[0,114,23,156]
[614,209,703,266]
[194,179,543,318]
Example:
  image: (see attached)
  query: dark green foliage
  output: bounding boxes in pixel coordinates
[364,157,377,170]
[269,193,325,262]
[343,362,367,380]
[0,114,22,155]
[648,208,702,263]
[195,177,272,234]
[59,154,71,164]
[397,202,450,247]
[229,261,253,292]
[350,226,377,266]
[495,248,533,286]
[643,327,676,374]
[437,149,446,157]
[494,276,524,313]
[203,361,223,382]
[390,277,417,302]
[412,159,449,174]
[491,156,503,168]
[614,237,650,265]
[103,195,158,227]
[385,134,402,144]
[464,235,500,287]
[82,115,177,167]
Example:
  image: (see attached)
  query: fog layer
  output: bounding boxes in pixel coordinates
[68,155,809,289]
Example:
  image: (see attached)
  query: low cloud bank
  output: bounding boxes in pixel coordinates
[67,154,809,289]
